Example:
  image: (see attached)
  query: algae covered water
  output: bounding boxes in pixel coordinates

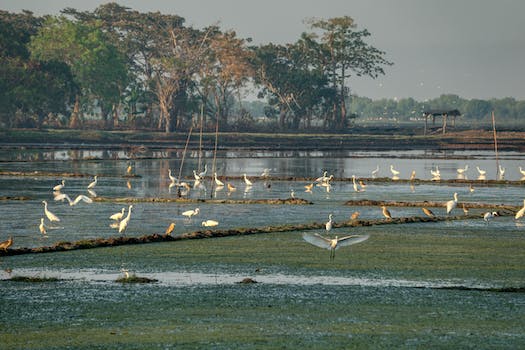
[1,149,524,348]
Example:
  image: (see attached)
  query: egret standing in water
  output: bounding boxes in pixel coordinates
[390,165,400,177]
[53,180,65,192]
[371,165,379,178]
[110,208,126,221]
[118,205,133,234]
[515,199,525,220]
[182,208,200,219]
[243,173,253,186]
[42,200,60,222]
[39,218,47,235]
[302,233,370,260]
[446,192,458,214]
[202,220,219,227]
[325,214,334,232]
[87,175,98,189]
[214,172,224,187]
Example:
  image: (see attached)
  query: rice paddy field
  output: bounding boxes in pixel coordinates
[1,147,524,349]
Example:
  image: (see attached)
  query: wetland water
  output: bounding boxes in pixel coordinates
[1,147,524,348]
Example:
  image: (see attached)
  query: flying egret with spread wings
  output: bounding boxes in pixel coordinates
[302,233,370,260]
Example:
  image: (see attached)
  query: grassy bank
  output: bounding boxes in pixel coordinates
[1,128,525,151]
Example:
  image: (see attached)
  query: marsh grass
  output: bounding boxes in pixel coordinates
[8,275,60,282]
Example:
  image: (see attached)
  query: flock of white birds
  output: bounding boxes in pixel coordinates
[2,162,524,260]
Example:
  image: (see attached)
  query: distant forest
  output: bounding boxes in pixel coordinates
[1,4,523,133]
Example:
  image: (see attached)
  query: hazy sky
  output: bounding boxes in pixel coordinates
[2,0,525,101]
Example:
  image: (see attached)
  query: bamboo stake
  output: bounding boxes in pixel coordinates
[210,116,219,197]
[492,110,500,176]
[198,104,204,173]
[178,123,193,182]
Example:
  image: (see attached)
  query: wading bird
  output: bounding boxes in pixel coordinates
[469,184,475,193]
[498,165,505,178]
[227,183,236,192]
[410,170,416,181]
[53,180,65,192]
[168,169,177,183]
[430,166,440,178]
[352,175,361,193]
[381,206,392,220]
[39,218,47,235]
[87,175,98,189]
[302,233,370,260]
[476,166,486,176]
[390,165,400,177]
[0,236,13,252]
[515,199,525,220]
[483,211,498,223]
[42,200,60,222]
[261,168,270,178]
[243,174,253,186]
[198,164,208,178]
[371,165,379,177]
[202,220,219,227]
[350,211,360,220]
[54,193,93,206]
[422,207,435,217]
[457,165,468,174]
[182,208,200,219]
[118,205,133,234]
[462,204,469,215]
[519,167,525,176]
[446,192,458,214]
[325,213,333,232]
[304,183,314,192]
[127,163,133,175]
[214,172,224,187]
[110,208,126,221]
[165,222,176,235]
[193,170,202,181]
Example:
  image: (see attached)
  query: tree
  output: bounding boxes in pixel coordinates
[305,16,392,129]
[29,16,129,128]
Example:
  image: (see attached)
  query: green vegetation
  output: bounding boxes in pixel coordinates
[8,275,60,282]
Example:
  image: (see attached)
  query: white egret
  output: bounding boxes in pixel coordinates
[410,170,416,181]
[498,165,505,179]
[261,168,270,178]
[430,166,440,178]
[202,220,219,227]
[193,170,202,181]
[53,180,65,192]
[457,165,468,174]
[476,166,486,176]
[87,175,98,189]
[520,167,525,176]
[422,207,435,217]
[118,205,133,234]
[352,175,361,193]
[0,236,13,252]
[39,218,47,235]
[214,172,224,187]
[371,165,379,177]
[290,189,295,199]
[315,171,328,183]
[42,200,60,222]
[182,208,200,219]
[483,211,498,223]
[390,165,400,176]
[515,199,525,220]
[198,164,208,178]
[302,233,370,260]
[165,222,176,235]
[446,192,458,214]
[325,214,333,232]
[168,169,177,183]
[53,193,93,206]
[110,208,126,221]
[381,206,392,220]
[359,180,367,189]
[469,184,475,193]
[243,174,253,186]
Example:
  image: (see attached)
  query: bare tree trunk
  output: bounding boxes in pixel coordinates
[69,95,81,129]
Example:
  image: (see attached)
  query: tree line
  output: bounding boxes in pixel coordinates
[1,4,522,133]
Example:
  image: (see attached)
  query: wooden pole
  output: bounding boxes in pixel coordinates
[492,110,500,176]
[178,123,193,182]
[198,104,204,173]
[210,117,219,197]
